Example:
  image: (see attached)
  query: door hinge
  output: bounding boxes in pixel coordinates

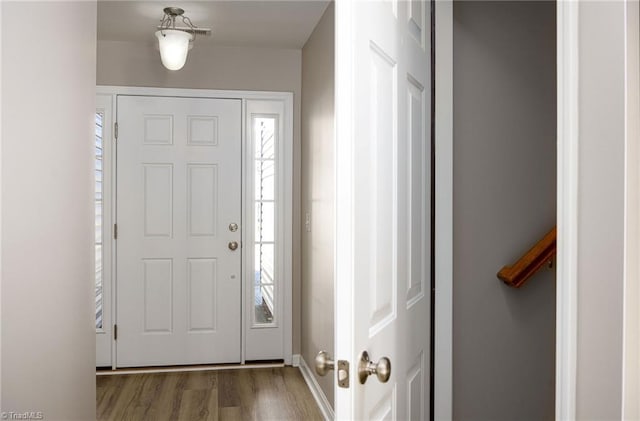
[113,223,118,240]
[114,122,118,140]
[113,324,118,341]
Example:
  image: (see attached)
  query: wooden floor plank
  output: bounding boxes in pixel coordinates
[96,367,324,421]
[97,374,127,420]
[152,373,185,421]
[105,374,145,421]
[185,370,217,391]
[218,406,242,421]
[178,389,217,421]
[218,369,240,409]
[282,367,325,421]
[254,368,295,420]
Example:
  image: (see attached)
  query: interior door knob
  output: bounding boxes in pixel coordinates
[358,351,391,384]
[228,241,238,251]
[314,350,335,376]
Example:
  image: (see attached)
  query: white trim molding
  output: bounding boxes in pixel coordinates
[434,0,454,419]
[333,0,355,418]
[556,1,579,419]
[96,362,285,376]
[95,86,293,102]
[95,94,115,368]
[623,0,640,418]
[291,354,301,367]
[297,355,335,421]
[243,98,294,364]
[0,1,3,408]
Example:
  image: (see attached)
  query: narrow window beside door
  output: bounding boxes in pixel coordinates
[254,117,277,325]
[95,112,104,330]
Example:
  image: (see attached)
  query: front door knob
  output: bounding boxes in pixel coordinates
[358,351,391,384]
[228,241,238,251]
[314,350,335,376]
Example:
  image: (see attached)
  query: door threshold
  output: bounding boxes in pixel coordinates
[96,361,285,376]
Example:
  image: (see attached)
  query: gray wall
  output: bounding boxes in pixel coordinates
[96,40,305,355]
[452,2,556,420]
[1,2,97,419]
[301,2,335,407]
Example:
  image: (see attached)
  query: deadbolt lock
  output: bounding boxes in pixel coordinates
[229,223,238,232]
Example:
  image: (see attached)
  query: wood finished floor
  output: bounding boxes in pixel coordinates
[96,367,324,421]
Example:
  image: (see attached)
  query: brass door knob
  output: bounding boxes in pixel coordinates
[314,351,335,376]
[358,351,391,384]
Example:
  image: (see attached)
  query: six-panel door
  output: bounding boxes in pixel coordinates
[335,0,432,418]
[116,96,242,367]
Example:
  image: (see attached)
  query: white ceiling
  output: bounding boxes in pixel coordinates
[97,0,330,49]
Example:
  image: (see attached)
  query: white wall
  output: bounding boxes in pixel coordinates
[96,40,304,355]
[563,0,640,418]
[301,1,334,407]
[1,2,97,420]
[623,1,640,419]
[574,0,640,419]
[574,2,627,419]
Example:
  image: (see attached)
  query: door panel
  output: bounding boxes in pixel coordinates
[335,1,431,418]
[116,96,242,367]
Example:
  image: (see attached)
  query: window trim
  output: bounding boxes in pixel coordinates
[243,99,292,361]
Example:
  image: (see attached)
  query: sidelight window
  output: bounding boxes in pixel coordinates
[95,112,104,330]
[253,116,277,325]
[244,97,291,361]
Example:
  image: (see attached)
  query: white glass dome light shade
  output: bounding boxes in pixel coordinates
[155,29,193,71]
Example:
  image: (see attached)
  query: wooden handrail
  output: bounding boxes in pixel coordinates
[497,226,556,288]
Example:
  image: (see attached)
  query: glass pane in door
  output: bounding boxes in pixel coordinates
[253,116,277,325]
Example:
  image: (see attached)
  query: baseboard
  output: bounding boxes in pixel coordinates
[296,354,334,421]
[96,362,285,376]
[292,354,301,367]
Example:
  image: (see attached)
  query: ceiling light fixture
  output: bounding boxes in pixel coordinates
[155,7,211,71]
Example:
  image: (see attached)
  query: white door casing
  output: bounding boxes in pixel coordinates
[96,94,114,367]
[116,95,242,367]
[95,87,294,368]
[243,99,290,361]
[335,0,432,419]
[433,0,454,418]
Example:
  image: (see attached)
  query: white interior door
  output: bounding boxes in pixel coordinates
[116,96,242,367]
[335,0,432,418]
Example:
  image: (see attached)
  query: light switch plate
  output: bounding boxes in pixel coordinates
[305,212,311,232]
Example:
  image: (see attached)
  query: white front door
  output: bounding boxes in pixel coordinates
[116,96,242,367]
[335,0,432,418]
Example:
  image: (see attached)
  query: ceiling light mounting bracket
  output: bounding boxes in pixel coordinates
[163,7,185,17]
[159,7,198,40]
